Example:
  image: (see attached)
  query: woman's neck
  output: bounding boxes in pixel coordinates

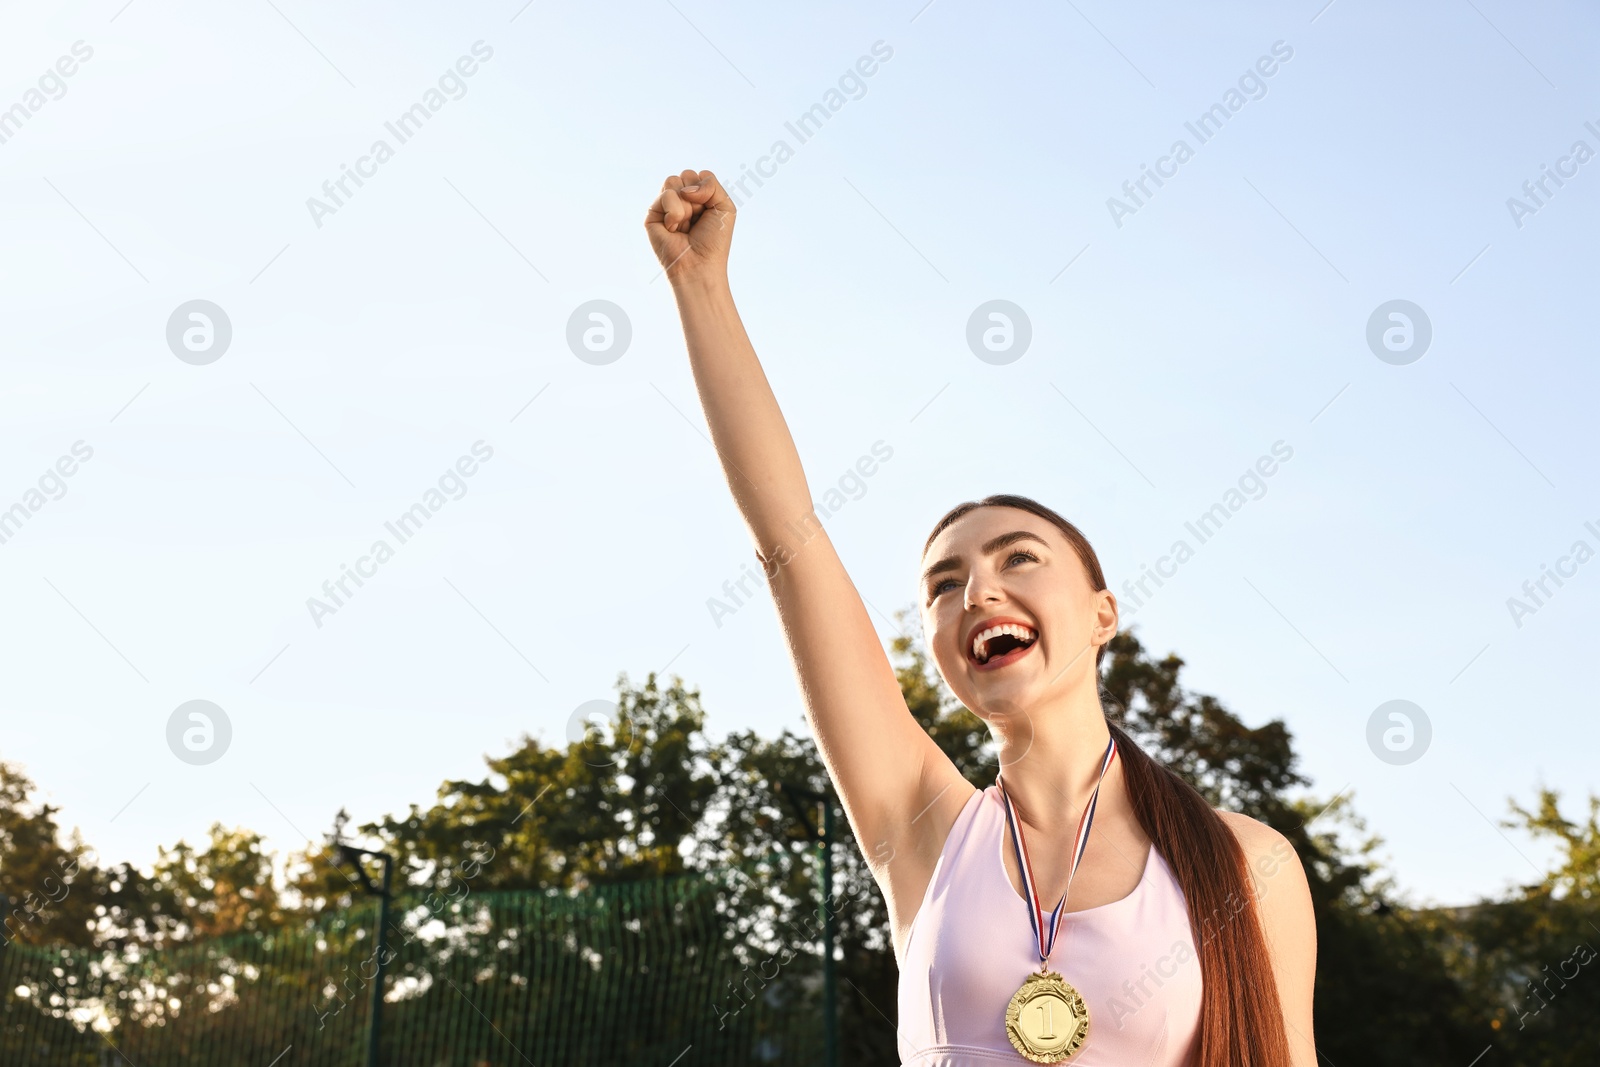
[992,683,1120,829]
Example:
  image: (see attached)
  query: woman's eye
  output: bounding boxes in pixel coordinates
[1008,551,1038,566]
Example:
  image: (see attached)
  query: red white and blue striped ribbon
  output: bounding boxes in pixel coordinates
[997,735,1119,964]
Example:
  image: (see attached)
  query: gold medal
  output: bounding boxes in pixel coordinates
[1004,968,1089,1063]
[996,735,1119,1066]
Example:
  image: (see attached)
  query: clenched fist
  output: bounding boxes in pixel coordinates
[644,169,735,283]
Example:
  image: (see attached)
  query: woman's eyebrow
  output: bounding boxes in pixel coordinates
[921,530,1050,585]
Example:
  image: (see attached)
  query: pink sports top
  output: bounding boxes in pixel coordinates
[896,785,1203,1066]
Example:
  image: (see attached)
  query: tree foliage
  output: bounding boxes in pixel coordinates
[0,623,1593,1063]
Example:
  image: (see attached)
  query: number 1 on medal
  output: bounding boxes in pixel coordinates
[1037,1001,1055,1040]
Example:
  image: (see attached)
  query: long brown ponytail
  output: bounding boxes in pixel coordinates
[924,494,1291,1067]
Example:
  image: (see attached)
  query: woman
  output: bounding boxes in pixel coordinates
[645,169,1317,1066]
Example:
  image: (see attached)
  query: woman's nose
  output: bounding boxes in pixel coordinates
[964,573,1003,610]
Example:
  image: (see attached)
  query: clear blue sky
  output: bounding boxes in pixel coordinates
[2,0,1596,907]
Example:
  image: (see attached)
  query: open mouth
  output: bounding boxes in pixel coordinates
[969,622,1039,669]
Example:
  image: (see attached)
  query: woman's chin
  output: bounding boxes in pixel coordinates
[964,677,1039,720]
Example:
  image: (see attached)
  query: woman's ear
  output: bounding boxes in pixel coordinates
[1093,588,1119,644]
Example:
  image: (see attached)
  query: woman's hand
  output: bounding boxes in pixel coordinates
[644,169,735,284]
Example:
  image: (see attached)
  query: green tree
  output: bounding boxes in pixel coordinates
[354,672,720,893]
[0,761,95,948]
[143,824,284,942]
[1451,789,1600,1065]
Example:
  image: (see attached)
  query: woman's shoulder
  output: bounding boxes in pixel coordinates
[1211,809,1315,941]
[1213,809,1305,887]
[1213,809,1292,863]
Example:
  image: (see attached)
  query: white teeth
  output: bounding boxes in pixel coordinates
[971,623,1038,663]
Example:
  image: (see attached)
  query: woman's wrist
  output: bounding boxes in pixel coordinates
[669,264,732,302]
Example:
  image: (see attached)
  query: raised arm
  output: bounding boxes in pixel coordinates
[644,169,970,893]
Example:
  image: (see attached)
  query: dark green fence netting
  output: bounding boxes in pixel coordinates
[0,871,825,1066]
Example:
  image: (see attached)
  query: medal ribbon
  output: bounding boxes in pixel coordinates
[997,735,1118,965]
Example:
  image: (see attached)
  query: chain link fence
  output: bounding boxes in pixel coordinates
[1,871,823,1066]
